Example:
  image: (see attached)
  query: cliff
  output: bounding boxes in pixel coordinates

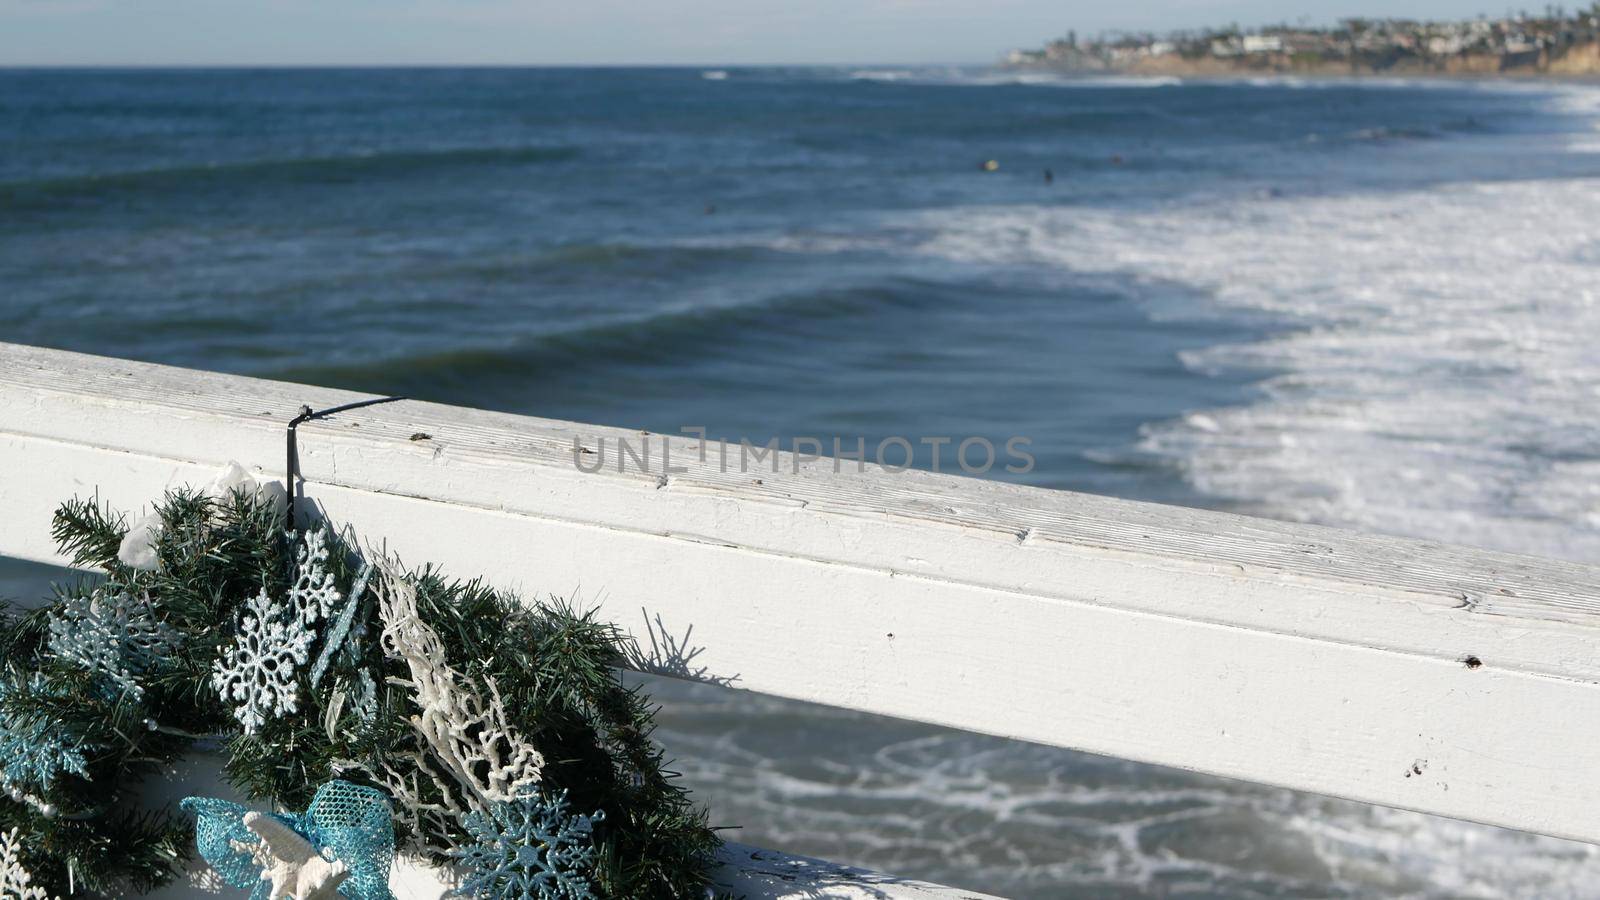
[1095,41,1600,78]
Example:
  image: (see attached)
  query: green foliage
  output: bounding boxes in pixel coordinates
[48,494,126,573]
[404,578,720,898]
[1,486,719,898]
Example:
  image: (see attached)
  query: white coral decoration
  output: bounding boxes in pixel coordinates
[211,587,312,734]
[343,755,464,853]
[370,560,544,817]
[0,827,59,900]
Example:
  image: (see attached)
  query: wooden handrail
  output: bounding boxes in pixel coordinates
[4,341,1600,866]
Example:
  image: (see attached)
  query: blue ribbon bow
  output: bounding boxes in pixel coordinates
[181,780,395,900]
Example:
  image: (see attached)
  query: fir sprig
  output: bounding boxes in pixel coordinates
[48,495,125,573]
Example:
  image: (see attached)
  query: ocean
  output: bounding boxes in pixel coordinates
[3,66,1600,897]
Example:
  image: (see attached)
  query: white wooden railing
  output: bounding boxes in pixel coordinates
[4,342,1600,897]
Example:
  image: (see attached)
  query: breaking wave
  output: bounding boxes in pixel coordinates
[908,172,1600,561]
[843,67,1182,88]
[652,676,1600,899]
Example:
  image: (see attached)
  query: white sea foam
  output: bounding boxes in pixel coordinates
[681,108,1600,562]
[843,67,1181,89]
[655,679,1600,898]
[1535,81,1600,116]
[1247,75,1310,88]
[887,89,1600,887]
[912,174,1600,562]
[1553,84,1600,152]
[973,72,1182,88]
[1055,74,1183,88]
[848,68,917,82]
[658,84,1600,896]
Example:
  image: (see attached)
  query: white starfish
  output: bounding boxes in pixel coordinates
[242,811,351,900]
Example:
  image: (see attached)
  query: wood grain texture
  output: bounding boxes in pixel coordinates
[4,342,1600,853]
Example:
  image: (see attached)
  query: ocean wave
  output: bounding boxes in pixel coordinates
[904,176,1600,562]
[428,241,768,284]
[848,68,918,82]
[1344,125,1443,142]
[268,274,955,396]
[1052,75,1184,88]
[652,677,1600,899]
[842,67,1180,89]
[0,144,581,204]
[1247,76,1311,88]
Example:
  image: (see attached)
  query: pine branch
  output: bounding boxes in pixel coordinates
[50,494,127,572]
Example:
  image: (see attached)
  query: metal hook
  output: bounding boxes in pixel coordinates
[286,396,404,532]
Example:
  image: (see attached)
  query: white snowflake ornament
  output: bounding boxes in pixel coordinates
[287,528,343,628]
[211,528,345,735]
[211,587,312,734]
[0,827,59,900]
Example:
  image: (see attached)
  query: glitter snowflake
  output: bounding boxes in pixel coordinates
[0,674,92,798]
[210,586,312,735]
[446,790,604,900]
[47,588,179,702]
[0,827,59,900]
[210,529,345,735]
[288,528,343,628]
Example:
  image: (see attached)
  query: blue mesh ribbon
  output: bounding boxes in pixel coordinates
[181,780,395,900]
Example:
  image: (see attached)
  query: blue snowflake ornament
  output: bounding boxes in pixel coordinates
[0,674,93,799]
[447,790,605,900]
[47,588,179,702]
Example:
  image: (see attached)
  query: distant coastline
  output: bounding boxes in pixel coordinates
[1005,11,1600,78]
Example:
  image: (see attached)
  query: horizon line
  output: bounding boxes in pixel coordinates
[0,60,995,70]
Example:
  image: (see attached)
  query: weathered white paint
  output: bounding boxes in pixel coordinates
[4,343,1600,867]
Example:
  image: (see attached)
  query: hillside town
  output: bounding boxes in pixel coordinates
[1006,6,1600,75]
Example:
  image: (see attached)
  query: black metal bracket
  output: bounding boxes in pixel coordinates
[286,396,404,532]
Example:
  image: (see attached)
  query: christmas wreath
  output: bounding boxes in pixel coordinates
[0,463,720,898]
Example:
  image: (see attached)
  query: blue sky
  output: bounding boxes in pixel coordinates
[0,0,1535,66]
